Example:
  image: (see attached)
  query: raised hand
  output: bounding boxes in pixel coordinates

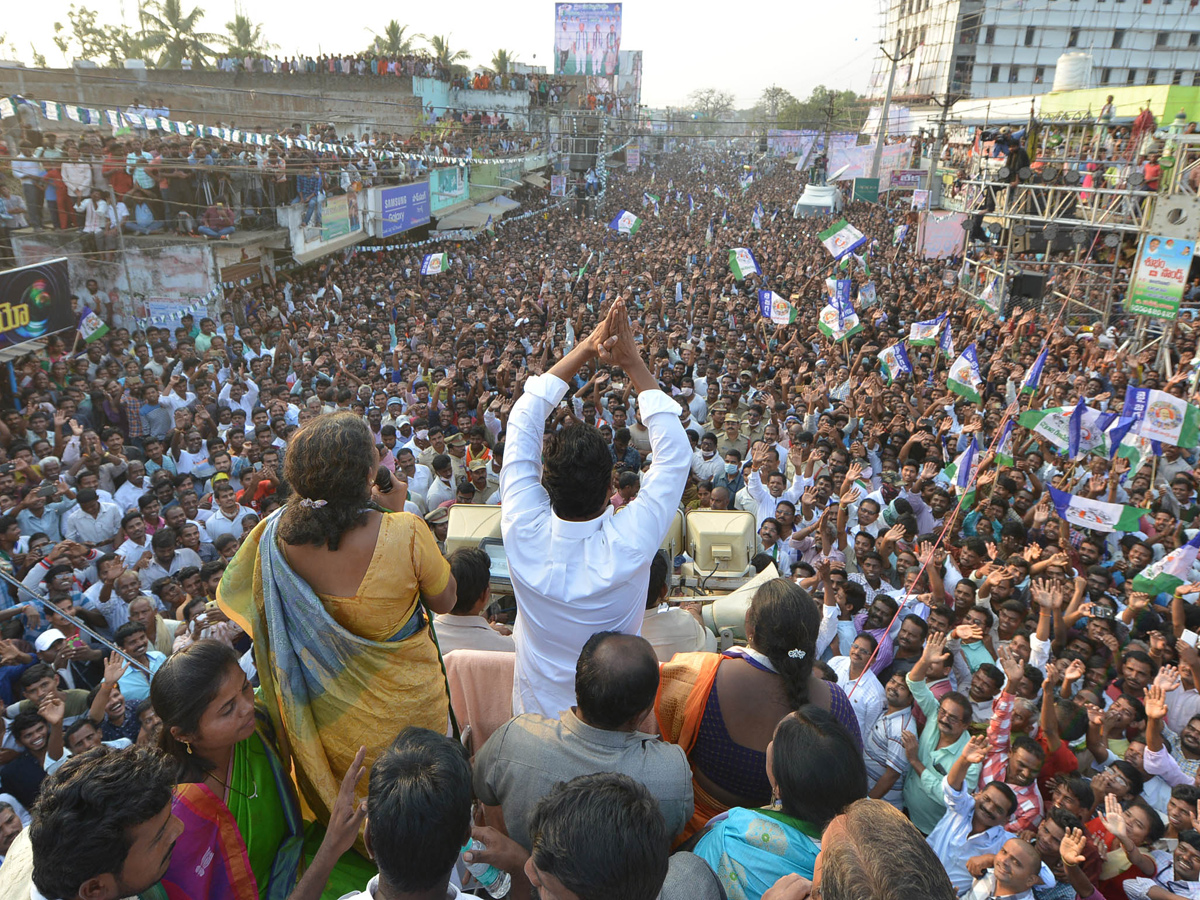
[1154,664,1181,693]
[961,734,989,765]
[103,653,128,686]
[1143,684,1168,721]
[318,746,368,862]
[1103,793,1128,842]
[1059,828,1088,867]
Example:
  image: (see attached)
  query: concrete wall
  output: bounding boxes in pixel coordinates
[1,66,425,136]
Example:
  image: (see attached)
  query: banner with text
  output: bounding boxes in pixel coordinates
[380,183,431,238]
[430,166,470,213]
[1126,233,1194,320]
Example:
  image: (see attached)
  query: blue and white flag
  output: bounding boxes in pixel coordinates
[859,281,877,306]
[675,281,683,304]
[1022,347,1049,394]
[948,345,983,403]
[688,193,695,213]
[877,342,912,384]
[1067,398,1088,460]
[752,203,764,231]
[995,419,1016,466]
[609,210,643,235]
[939,322,955,361]
[420,253,449,275]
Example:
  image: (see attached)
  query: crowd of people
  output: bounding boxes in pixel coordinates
[0,125,1198,900]
[0,112,539,255]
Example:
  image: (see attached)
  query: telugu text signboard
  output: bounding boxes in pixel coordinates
[380,183,431,238]
[1126,233,1195,320]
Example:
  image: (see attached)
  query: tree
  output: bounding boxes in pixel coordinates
[686,88,735,135]
[52,5,149,66]
[777,85,865,132]
[427,34,470,70]
[490,48,514,74]
[141,0,219,68]
[367,21,422,56]
[688,88,735,120]
[757,85,797,125]
[223,12,273,58]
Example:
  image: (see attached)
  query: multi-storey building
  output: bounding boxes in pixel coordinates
[868,0,1200,101]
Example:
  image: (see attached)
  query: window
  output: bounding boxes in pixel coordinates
[1068,26,1080,46]
[985,25,996,44]
[953,55,974,86]
[1009,65,1021,82]
[1126,68,1137,84]
[1112,28,1125,48]
[1035,65,1046,82]
[1156,31,1169,47]
[1190,33,1200,47]
[990,64,1001,82]
[1147,68,1159,83]
[1194,72,1200,86]
[920,25,928,43]
[1025,25,1036,45]
[1100,67,1113,84]
[1173,69,1184,84]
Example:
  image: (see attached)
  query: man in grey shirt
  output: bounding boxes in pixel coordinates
[473,631,693,849]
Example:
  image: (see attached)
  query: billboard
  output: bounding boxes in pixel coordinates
[381,183,431,237]
[1127,233,1195,320]
[320,193,362,242]
[626,145,640,170]
[430,166,469,213]
[888,168,926,191]
[615,49,642,107]
[0,258,75,349]
[555,3,622,76]
[551,175,568,196]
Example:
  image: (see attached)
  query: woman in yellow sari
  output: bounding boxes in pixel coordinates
[217,412,458,832]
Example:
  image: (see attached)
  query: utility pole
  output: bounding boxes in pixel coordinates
[870,33,918,180]
[927,88,955,208]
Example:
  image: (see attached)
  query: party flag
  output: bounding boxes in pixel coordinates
[78,307,109,343]
[818,218,867,260]
[1133,531,1200,596]
[758,291,797,325]
[877,343,912,384]
[818,295,862,342]
[939,322,955,361]
[729,248,761,281]
[1022,347,1049,394]
[948,344,983,403]
[420,253,449,275]
[908,313,945,346]
[608,210,642,235]
[1048,486,1145,534]
[1122,386,1200,450]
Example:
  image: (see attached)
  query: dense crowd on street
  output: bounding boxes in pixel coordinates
[1,122,1200,900]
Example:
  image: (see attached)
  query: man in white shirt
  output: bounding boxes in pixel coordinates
[115,511,152,567]
[500,301,690,719]
[202,482,255,543]
[63,490,122,552]
[432,548,514,655]
[640,552,716,662]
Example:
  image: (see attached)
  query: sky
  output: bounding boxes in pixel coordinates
[1,0,881,109]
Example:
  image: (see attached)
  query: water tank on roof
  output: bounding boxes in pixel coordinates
[1052,52,1093,92]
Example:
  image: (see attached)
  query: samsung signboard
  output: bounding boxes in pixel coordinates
[380,183,432,237]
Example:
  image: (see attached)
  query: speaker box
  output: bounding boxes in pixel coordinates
[1010,270,1046,300]
[569,154,593,172]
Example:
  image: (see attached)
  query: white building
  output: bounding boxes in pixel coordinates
[868,0,1200,101]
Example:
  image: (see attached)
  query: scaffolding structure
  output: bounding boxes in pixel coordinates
[955,133,1200,343]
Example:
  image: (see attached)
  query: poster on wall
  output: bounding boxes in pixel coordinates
[918,210,967,259]
[381,183,431,238]
[1126,233,1195,320]
[626,145,640,170]
[0,258,75,349]
[554,3,622,76]
[320,193,362,242]
[911,189,930,210]
[430,166,470,213]
[550,175,568,197]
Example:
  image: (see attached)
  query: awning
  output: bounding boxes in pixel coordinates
[524,174,549,188]
[291,231,366,265]
[434,196,522,231]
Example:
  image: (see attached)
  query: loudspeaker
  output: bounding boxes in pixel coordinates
[1010,270,1046,300]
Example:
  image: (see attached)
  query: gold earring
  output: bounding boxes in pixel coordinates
[184,741,193,755]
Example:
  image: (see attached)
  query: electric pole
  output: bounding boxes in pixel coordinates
[927,88,956,208]
[870,33,918,180]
